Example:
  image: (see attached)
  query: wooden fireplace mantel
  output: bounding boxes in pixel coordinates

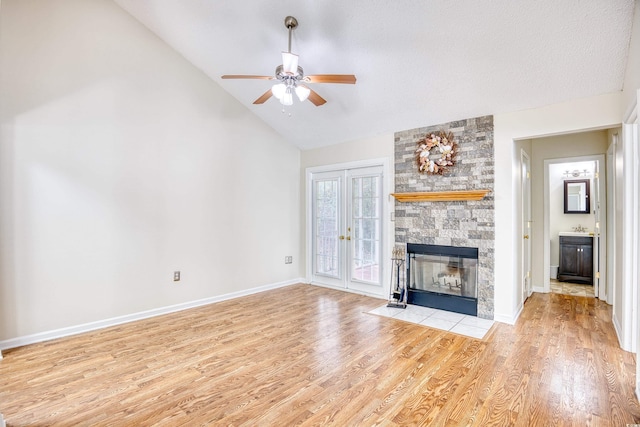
[390,190,490,202]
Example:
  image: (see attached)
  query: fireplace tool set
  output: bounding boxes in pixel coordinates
[387,245,407,309]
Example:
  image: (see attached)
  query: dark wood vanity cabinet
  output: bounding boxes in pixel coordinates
[558,235,593,284]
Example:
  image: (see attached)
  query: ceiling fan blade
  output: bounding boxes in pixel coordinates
[221,75,274,80]
[253,89,273,105]
[307,89,327,106]
[304,74,356,84]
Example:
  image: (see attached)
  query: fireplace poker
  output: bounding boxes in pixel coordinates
[387,245,407,309]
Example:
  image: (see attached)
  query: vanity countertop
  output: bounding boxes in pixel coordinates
[559,231,593,237]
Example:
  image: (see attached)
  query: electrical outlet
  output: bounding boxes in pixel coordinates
[285,256,293,264]
[173,271,180,281]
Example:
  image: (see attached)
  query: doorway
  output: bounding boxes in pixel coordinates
[307,163,387,296]
[543,155,606,299]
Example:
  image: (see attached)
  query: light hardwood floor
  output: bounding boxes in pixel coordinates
[1,284,639,426]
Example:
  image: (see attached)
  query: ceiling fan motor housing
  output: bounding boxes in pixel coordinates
[275,65,304,81]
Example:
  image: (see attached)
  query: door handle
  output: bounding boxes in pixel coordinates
[346,236,351,241]
[339,235,345,240]
[523,234,529,239]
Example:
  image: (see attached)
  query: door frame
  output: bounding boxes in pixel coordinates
[606,139,616,306]
[520,149,532,301]
[542,154,607,296]
[305,158,391,298]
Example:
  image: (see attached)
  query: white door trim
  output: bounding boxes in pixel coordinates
[622,99,639,354]
[606,139,616,306]
[520,149,532,300]
[543,154,606,295]
[631,92,640,399]
[619,91,638,355]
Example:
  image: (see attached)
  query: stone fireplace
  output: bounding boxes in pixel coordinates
[394,116,494,319]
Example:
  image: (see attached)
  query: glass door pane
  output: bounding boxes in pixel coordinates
[312,174,342,282]
[348,169,382,290]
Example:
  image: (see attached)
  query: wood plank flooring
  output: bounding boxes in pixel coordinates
[1,284,639,426]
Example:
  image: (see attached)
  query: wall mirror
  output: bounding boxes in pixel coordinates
[564,179,590,214]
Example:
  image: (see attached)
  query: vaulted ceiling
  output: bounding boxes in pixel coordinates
[114,0,635,150]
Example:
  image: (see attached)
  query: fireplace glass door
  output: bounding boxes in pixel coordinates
[310,166,384,295]
[409,253,477,298]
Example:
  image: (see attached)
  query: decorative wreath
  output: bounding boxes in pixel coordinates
[415,131,457,175]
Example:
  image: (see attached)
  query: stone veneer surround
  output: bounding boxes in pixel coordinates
[394,116,495,319]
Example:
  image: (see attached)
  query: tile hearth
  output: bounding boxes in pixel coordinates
[368,303,494,339]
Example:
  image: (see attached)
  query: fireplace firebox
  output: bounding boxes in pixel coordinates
[406,243,478,316]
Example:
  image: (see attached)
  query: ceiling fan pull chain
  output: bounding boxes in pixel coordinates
[281,107,292,118]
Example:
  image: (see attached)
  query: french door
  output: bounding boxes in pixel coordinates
[310,166,384,295]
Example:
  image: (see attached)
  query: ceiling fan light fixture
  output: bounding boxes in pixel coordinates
[271,83,286,99]
[281,52,299,75]
[282,87,294,106]
[295,84,311,102]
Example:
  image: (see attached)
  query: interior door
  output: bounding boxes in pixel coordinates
[592,160,601,298]
[310,166,384,295]
[521,150,532,300]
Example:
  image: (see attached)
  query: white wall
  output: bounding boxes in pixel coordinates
[493,93,623,323]
[300,133,394,169]
[623,1,640,114]
[0,0,301,343]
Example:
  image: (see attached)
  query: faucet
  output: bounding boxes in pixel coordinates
[572,224,587,232]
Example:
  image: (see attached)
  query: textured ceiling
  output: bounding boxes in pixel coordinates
[114,0,635,150]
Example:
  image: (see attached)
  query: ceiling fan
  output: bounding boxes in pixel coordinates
[221,16,356,107]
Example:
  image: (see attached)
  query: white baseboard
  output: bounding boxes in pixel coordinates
[0,278,305,352]
[308,281,387,300]
[612,311,625,350]
[0,413,5,427]
[494,303,523,325]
